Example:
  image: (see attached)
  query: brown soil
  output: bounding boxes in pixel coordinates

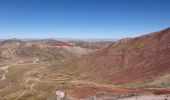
[69,81,170,99]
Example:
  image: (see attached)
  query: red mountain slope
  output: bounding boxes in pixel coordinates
[66,28,170,85]
[49,41,72,47]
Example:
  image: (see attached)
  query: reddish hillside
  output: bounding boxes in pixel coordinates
[61,28,170,85]
[68,41,112,49]
[49,41,72,47]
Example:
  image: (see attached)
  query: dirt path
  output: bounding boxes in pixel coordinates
[13,58,40,65]
[14,77,40,100]
[13,63,41,100]
[51,73,70,81]
[14,91,26,100]
[0,59,43,100]
[0,66,9,80]
[24,77,40,90]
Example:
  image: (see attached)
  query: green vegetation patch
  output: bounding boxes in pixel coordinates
[122,41,147,53]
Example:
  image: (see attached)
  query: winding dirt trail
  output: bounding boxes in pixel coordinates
[0,60,43,100]
[24,77,40,90]
[13,58,40,66]
[0,66,9,80]
[14,77,40,100]
[12,60,41,100]
[14,91,26,100]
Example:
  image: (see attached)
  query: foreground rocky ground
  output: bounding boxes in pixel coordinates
[117,95,170,100]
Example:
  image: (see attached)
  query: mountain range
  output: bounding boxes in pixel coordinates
[0,28,170,100]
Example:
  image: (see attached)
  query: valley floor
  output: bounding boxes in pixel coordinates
[0,59,170,100]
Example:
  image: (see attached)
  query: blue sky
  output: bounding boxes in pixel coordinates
[0,0,170,39]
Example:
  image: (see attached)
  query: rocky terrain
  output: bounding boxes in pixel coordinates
[0,28,170,100]
[63,27,170,86]
[0,39,95,62]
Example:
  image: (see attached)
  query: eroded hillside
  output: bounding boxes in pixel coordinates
[0,28,170,100]
[57,28,170,86]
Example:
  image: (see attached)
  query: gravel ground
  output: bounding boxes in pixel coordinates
[117,94,170,100]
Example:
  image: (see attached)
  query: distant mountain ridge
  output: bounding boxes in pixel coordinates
[0,39,96,62]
